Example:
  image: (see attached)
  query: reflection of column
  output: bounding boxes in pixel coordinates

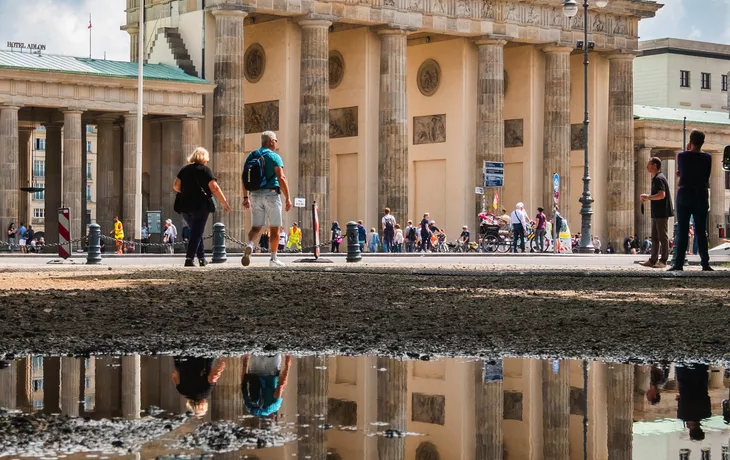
[475,38,506,230]
[298,355,329,460]
[160,119,183,227]
[607,364,633,460]
[607,54,636,250]
[378,28,409,228]
[18,128,32,227]
[95,357,121,418]
[121,356,141,419]
[141,356,161,410]
[542,360,570,460]
[43,357,61,414]
[96,119,115,233]
[63,110,83,248]
[44,124,63,245]
[709,151,725,248]
[0,106,19,239]
[159,357,186,413]
[212,7,247,244]
[298,18,331,245]
[210,356,243,420]
[633,365,650,418]
[635,147,653,241]
[543,47,572,221]
[16,357,31,411]
[377,357,406,460]
[475,360,503,460]
[0,360,17,410]
[61,357,81,416]
[123,113,139,240]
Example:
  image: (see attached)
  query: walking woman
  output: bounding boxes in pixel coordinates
[331,221,341,253]
[6,223,16,252]
[173,147,231,267]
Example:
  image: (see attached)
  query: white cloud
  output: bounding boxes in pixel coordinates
[0,0,129,61]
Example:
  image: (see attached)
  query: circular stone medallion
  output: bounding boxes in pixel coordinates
[329,51,345,89]
[244,43,265,83]
[417,59,440,97]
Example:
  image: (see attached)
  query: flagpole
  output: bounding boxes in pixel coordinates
[88,14,92,58]
[136,1,144,242]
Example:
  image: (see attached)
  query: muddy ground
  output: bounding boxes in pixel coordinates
[0,266,729,363]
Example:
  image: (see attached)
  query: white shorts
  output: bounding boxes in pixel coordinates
[248,354,282,376]
[251,190,283,228]
[19,239,26,246]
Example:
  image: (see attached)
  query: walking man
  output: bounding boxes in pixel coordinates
[510,202,530,253]
[639,157,674,268]
[112,216,124,254]
[669,130,713,271]
[141,221,150,254]
[381,208,396,253]
[420,213,432,252]
[405,220,417,253]
[242,131,293,268]
[357,220,366,252]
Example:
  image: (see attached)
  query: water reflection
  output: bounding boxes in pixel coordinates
[1,355,730,459]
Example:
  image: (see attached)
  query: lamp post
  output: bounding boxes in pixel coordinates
[563,0,607,254]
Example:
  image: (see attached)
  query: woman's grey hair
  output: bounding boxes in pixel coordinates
[188,147,210,165]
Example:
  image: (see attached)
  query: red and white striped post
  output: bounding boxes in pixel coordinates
[312,201,320,259]
[58,207,71,259]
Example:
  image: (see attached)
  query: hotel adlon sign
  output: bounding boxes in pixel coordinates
[7,42,46,51]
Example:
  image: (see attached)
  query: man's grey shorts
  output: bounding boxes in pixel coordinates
[251,190,283,227]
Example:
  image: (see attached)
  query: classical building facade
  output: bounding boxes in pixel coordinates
[128,0,661,249]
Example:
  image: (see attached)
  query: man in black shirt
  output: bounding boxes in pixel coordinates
[639,157,674,268]
[669,130,713,271]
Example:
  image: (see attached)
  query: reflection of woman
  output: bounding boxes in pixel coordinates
[172,357,226,416]
[241,354,292,417]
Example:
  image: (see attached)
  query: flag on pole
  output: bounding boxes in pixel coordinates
[492,191,498,210]
[88,14,92,29]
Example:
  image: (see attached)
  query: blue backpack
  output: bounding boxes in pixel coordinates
[242,149,274,191]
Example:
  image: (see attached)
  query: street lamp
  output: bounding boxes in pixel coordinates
[563,0,607,254]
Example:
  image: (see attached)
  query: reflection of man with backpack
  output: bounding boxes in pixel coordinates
[241,131,293,268]
[381,208,397,253]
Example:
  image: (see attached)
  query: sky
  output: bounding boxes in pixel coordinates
[0,0,728,62]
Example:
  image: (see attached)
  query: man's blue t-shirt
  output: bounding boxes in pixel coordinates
[246,148,284,189]
[18,225,26,239]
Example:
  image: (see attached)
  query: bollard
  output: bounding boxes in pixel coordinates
[671,221,679,265]
[702,448,711,460]
[212,222,227,264]
[346,221,362,262]
[680,449,691,460]
[722,445,728,460]
[86,224,102,265]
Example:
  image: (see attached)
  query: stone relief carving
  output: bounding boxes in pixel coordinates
[412,393,445,425]
[481,0,495,19]
[505,3,518,21]
[571,11,584,29]
[504,391,524,420]
[414,115,446,145]
[244,100,279,134]
[432,0,445,14]
[592,13,604,32]
[456,0,471,17]
[571,123,586,150]
[415,442,440,460]
[417,59,441,97]
[613,16,627,35]
[329,106,358,138]
[329,51,345,89]
[408,0,422,11]
[552,9,564,27]
[526,5,540,24]
[244,43,265,83]
[384,0,396,7]
[504,119,523,148]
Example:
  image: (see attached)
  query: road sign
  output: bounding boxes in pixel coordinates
[553,173,560,192]
[484,161,505,169]
[58,207,71,259]
[485,177,504,187]
[483,161,504,188]
[475,187,485,195]
[294,198,306,208]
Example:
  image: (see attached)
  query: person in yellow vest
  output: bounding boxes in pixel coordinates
[286,222,302,251]
[111,216,124,254]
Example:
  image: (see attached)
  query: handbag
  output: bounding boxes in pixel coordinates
[193,175,217,214]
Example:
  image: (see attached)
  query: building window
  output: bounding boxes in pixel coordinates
[32,379,44,392]
[726,171,730,190]
[86,141,92,153]
[33,160,44,178]
[84,376,91,389]
[86,185,92,202]
[84,395,94,410]
[33,183,44,201]
[35,138,45,151]
[32,399,43,409]
[680,70,690,88]
[723,75,728,92]
[32,356,43,369]
[86,162,92,180]
[701,72,711,90]
[33,208,45,218]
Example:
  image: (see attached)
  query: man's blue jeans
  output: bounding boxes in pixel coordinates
[673,189,710,268]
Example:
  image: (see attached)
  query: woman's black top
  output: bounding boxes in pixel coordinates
[174,357,215,401]
[177,164,216,213]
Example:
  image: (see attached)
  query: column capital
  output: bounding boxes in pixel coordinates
[606,51,638,61]
[43,122,64,130]
[374,26,414,36]
[62,109,85,115]
[124,26,139,35]
[0,105,21,112]
[95,114,119,125]
[473,35,510,46]
[296,15,334,28]
[540,44,574,55]
[209,5,249,17]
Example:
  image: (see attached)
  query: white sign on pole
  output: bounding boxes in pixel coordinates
[475,187,485,195]
[294,198,306,208]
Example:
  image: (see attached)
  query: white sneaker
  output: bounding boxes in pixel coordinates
[269,258,285,268]
[241,245,253,267]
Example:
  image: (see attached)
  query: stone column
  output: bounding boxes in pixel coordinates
[121,355,141,419]
[18,128,33,227]
[123,113,139,241]
[607,54,636,250]
[95,357,122,418]
[297,355,329,460]
[112,123,123,222]
[710,151,725,247]
[96,119,115,234]
[182,117,201,157]
[62,110,83,248]
[378,28,409,228]
[0,106,19,240]
[0,359,17,410]
[543,47,573,221]
[475,360,504,460]
[298,18,331,245]
[43,357,61,414]
[607,364,633,460]
[635,147,653,241]
[81,123,88,229]
[147,120,162,214]
[212,8,247,244]
[211,356,243,420]
[475,38,506,229]
[127,27,139,63]
[61,357,81,416]
[377,357,407,460]
[44,124,63,244]
[542,359,570,460]
[160,119,183,228]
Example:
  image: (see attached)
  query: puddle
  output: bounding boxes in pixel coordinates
[1,355,729,459]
